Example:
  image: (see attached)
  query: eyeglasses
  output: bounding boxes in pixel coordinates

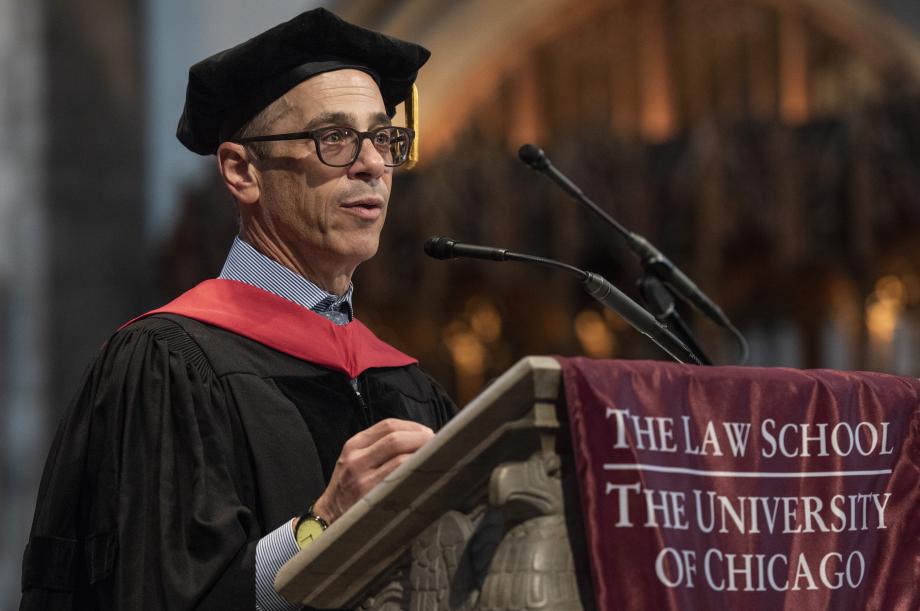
[234,125,415,167]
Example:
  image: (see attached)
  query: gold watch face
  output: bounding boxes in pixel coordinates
[296,518,325,549]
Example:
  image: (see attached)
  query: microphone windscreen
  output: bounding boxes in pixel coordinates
[423,236,454,259]
[517,144,547,169]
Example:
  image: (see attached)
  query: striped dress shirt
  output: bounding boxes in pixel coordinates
[218,236,352,611]
[220,236,354,323]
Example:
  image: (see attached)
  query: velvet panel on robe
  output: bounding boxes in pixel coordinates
[20,314,456,610]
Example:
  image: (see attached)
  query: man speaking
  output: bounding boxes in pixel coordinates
[21,9,455,610]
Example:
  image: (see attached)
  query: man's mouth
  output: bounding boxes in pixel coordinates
[341,198,384,220]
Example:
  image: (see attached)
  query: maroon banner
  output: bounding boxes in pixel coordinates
[559,358,920,610]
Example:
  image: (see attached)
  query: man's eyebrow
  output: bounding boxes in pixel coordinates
[371,112,392,127]
[303,112,353,130]
[303,111,392,130]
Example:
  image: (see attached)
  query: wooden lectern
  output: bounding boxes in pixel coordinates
[275,356,595,610]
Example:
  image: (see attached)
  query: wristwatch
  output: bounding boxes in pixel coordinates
[294,506,328,549]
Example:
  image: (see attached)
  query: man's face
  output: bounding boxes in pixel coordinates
[253,69,393,274]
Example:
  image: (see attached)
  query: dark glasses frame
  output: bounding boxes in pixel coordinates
[234,125,415,167]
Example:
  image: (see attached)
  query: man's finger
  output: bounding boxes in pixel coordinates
[365,452,415,489]
[355,429,434,470]
[344,418,433,451]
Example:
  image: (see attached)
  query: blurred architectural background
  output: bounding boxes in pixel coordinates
[3,0,920,607]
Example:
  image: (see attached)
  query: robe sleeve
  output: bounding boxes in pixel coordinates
[425,371,459,429]
[22,317,262,611]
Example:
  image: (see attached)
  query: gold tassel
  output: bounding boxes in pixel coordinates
[404,84,419,170]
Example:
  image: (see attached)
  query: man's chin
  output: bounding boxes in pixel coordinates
[335,238,380,265]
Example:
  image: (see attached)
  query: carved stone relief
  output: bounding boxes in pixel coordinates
[359,451,590,611]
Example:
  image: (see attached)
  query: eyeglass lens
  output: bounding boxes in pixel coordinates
[317,127,410,167]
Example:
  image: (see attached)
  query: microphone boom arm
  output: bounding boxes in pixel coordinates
[424,237,702,365]
[500,252,702,365]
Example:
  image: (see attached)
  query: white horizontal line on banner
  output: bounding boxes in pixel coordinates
[602,463,892,478]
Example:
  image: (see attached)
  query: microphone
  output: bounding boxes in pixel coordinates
[518,144,748,363]
[424,236,509,261]
[424,236,702,365]
[518,144,584,200]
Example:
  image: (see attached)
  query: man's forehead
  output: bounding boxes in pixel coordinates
[296,70,385,103]
[285,70,388,122]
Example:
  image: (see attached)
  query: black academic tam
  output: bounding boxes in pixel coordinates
[177,7,430,155]
[21,307,455,609]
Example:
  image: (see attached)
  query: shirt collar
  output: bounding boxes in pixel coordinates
[218,236,354,321]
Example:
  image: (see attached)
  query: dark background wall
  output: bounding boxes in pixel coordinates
[46,0,148,417]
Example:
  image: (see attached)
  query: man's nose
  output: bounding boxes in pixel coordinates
[348,137,386,179]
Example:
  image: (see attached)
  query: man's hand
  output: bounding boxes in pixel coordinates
[312,418,434,525]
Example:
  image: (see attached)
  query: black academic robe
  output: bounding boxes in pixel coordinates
[20,281,456,611]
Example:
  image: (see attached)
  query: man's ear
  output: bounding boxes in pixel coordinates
[217,142,260,205]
